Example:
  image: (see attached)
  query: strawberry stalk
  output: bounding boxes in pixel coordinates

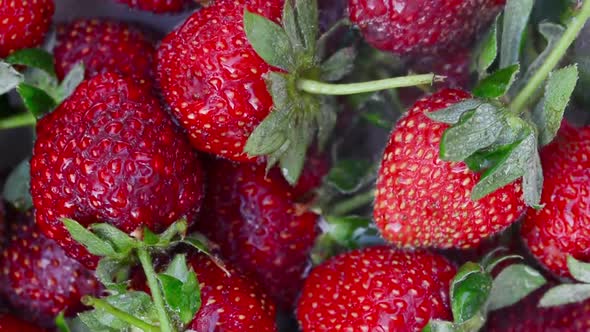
[0,112,36,129]
[82,296,160,332]
[328,189,376,216]
[137,247,175,332]
[297,73,444,95]
[510,0,590,113]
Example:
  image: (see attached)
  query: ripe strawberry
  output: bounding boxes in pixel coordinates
[197,158,319,308]
[54,19,155,89]
[0,0,54,58]
[348,0,505,56]
[374,89,525,249]
[0,211,102,327]
[0,313,47,332]
[486,285,590,331]
[156,0,283,162]
[116,0,191,13]
[409,48,474,90]
[30,73,205,269]
[188,253,278,331]
[521,123,590,278]
[297,246,456,331]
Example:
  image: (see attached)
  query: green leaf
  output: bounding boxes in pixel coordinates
[182,233,231,276]
[5,48,56,77]
[142,228,159,245]
[539,284,590,307]
[243,10,294,71]
[425,99,482,124]
[522,144,543,208]
[91,223,137,254]
[425,315,486,332]
[2,159,32,211]
[487,264,546,311]
[156,218,188,245]
[450,262,492,323]
[500,0,534,68]
[533,65,578,146]
[324,215,371,247]
[567,256,590,283]
[316,96,337,149]
[327,158,374,193]
[282,0,304,56]
[440,104,505,161]
[280,118,313,185]
[55,312,72,332]
[58,62,85,101]
[62,218,117,257]
[484,254,522,273]
[79,292,158,331]
[472,130,537,201]
[17,83,57,118]
[158,257,201,325]
[473,64,520,98]
[321,47,356,81]
[95,258,131,293]
[245,107,291,156]
[0,61,24,95]
[472,16,499,75]
[295,0,319,57]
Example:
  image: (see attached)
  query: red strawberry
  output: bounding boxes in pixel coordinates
[116,0,191,13]
[156,0,283,162]
[521,123,590,278]
[0,0,54,58]
[374,89,525,249]
[0,313,47,332]
[0,202,5,246]
[197,158,319,308]
[297,246,456,331]
[486,285,590,331]
[348,0,505,56]
[0,211,102,327]
[188,253,278,331]
[54,19,155,89]
[30,73,205,269]
[409,48,474,90]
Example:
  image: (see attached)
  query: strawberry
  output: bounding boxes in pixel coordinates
[409,48,474,90]
[187,253,278,331]
[0,0,54,58]
[156,0,283,162]
[374,89,525,249]
[30,73,205,269]
[0,313,47,332]
[486,285,590,332]
[116,0,191,13]
[0,211,102,327]
[296,246,456,331]
[54,19,155,89]
[348,0,505,56]
[521,123,590,278]
[196,158,319,308]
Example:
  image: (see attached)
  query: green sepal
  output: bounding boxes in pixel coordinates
[55,312,72,332]
[143,228,159,245]
[91,223,138,255]
[78,292,159,331]
[5,48,56,78]
[58,62,85,101]
[532,65,578,146]
[0,61,24,95]
[158,254,202,325]
[323,215,372,248]
[95,257,132,293]
[326,158,374,193]
[539,283,590,307]
[425,315,486,332]
[499,0,534,68]
[282,0,305,56]
[567,256,590,283]
[2,159,33,211]
[62,218,118,257]
[295,0,319,59]
[473,64,520,99]
[279,111,314,185]
[316,96,337,149]
[182,233,231,276]
[425,99,482,124]
[243,10,294,71]
[450,262,493,323]
[155,219,188,246]
[472,15,499,75]
[321,47,356,82]
[487,264,546,311]
[17,82,57,118]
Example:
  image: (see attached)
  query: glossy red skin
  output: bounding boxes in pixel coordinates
[374,89,525,249]
[0,0,54,58]
[188,254,278,332]
[297,246,456,331]
[54,19,155,89]
[348,0,505,56]
[522,124,590,278]
[0,212,101,327]
[30,73,205,269]
[157,0,283,162]
[0,313,47,332]
[197,159,319,309]
[116,0,190,13]
[486,285,590,331]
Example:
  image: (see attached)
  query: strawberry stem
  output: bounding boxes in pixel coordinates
[329,189,376,216]
[0,112,36,129]
[137,247,175,332]
[510,0,590,114]
[82,296,160,332]
[297,73,444,95]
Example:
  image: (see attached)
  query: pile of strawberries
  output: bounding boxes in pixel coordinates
[1,0,590,331]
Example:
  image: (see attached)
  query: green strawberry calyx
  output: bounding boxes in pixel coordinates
[539,256,590,307]
[243,0,442,185]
